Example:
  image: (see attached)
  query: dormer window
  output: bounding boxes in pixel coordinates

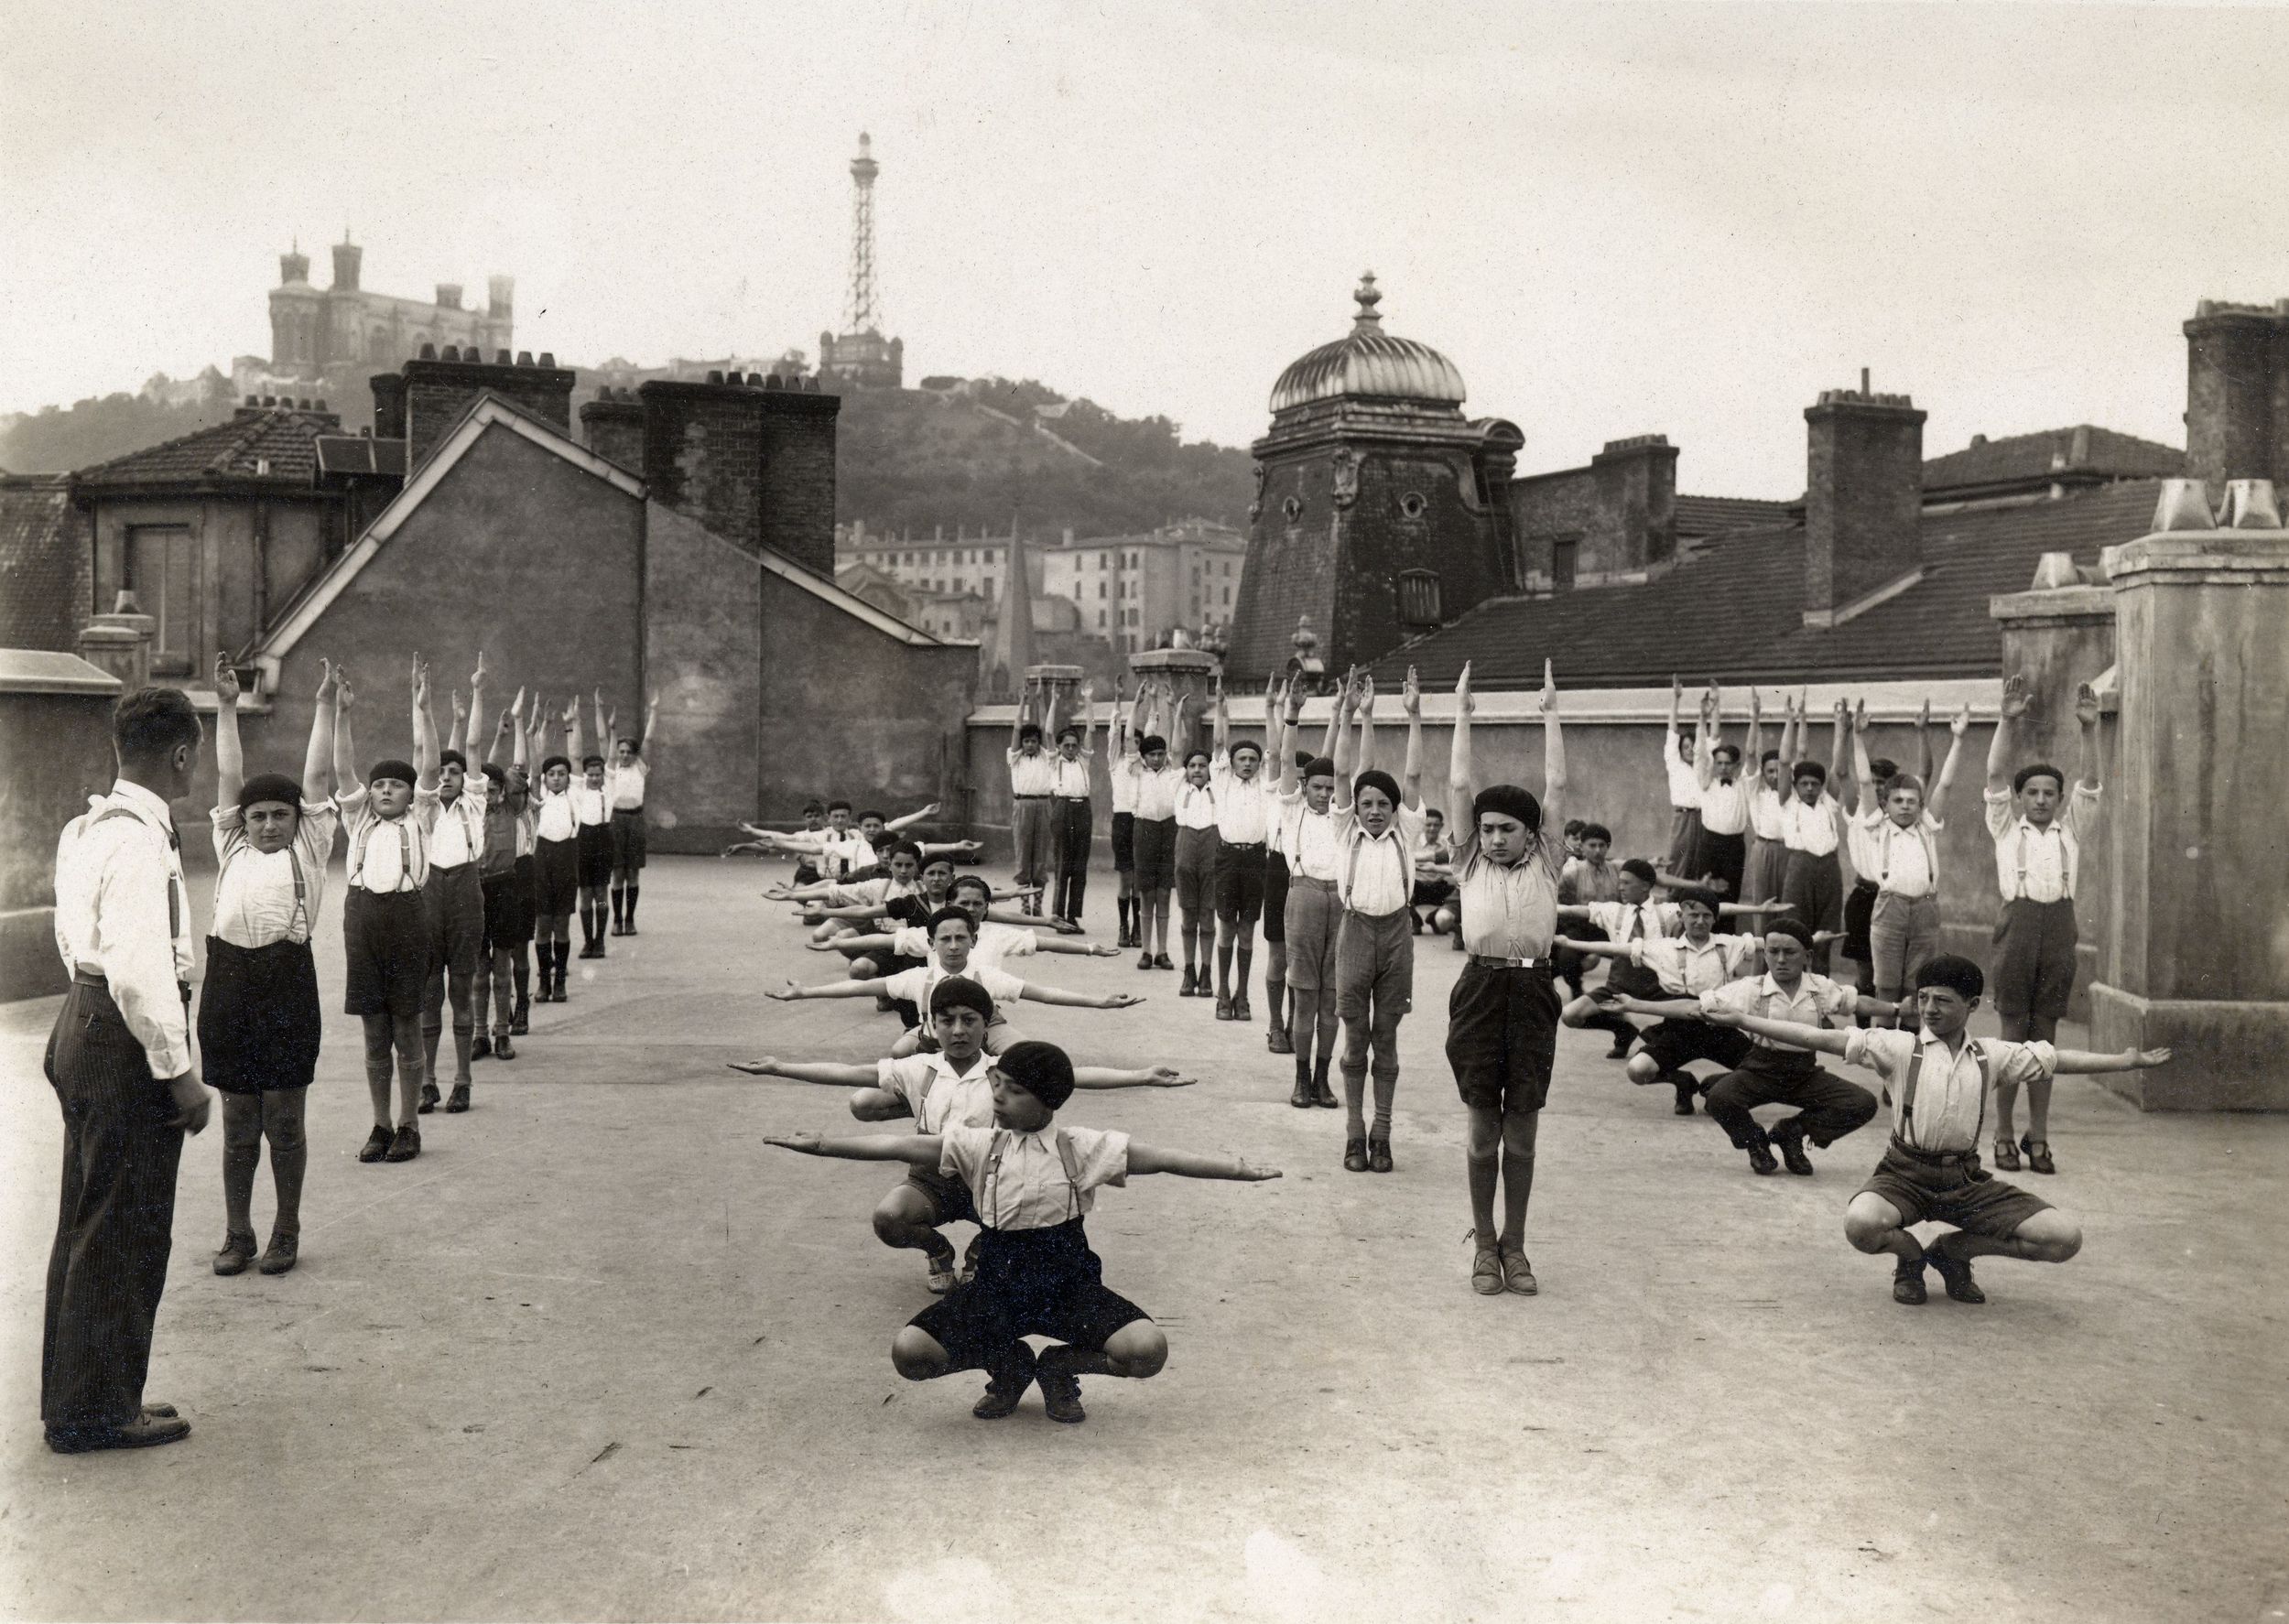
[1396,568,1442,627]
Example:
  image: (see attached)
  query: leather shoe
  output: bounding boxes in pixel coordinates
[1925,1244,1986,1304]
[1672,1076,1698,1116]
[1892,1257,1928,1305]
[446,1082,472,1113]
[418,1080,439,1114]
[1290,1064,1312,1109]
[971,1347,1037,1420]
[1137,949,1154,970]
[357,1124,393,1163]
[258,1232,299,1275]
[1153,953,1175,971]
[472,1034,493,1061]
[384,1124,421,1163]
[1311,1077,1339,1110]
[1035,1354,1088,1424]
[1367,1134,1393,1174]
[1266,1022,1293,1056]
[1502,1247,1538,1295]
[213,1233,256,1275]
[1213,997,1235,1020]
[2021,1134,2056,1175]
[1343,1135,1369,1173]
[1745,1140,1779,1175]
[493,1036,516,1062]
[1770,1119,1816,1176]
[1234,995,1253,1022]
[1178,966,1199,996]
[48,1413,191,1453]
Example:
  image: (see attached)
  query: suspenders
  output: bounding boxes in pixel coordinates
[1877,820,1934,887]
[1343,828,1408,912]
[1897,1040,1991,1153]
[88,804,189,1007]
[982,1127,1085,1227]
[2011,821,2074,903]
[351,815,418,892]
[219,836,310,943]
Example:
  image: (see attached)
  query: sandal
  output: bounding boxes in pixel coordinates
[2021,1135,2056,1175]
[1467,1231,1505,1296]
[1991,1136,2021,1173]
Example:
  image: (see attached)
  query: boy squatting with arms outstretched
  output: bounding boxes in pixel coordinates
[1704,952,2166,1305]
[730,975,1194,1293]
[765,1038,1278,1424]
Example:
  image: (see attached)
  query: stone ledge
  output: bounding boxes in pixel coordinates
[2088,980,2289,1110]
[1989,583,2116,623]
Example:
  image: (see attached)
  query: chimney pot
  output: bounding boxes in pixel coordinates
[496,349,512,366]
[441,345,460,363]
[244,394,259,406]
[2150,478,2213,533]
[517,350,534,367]
[765,374,783,391]
[419,342,438,361]
[317,398,328,412]
[707,370,725,384]
[261,395,276,406]
[539,352,555,367]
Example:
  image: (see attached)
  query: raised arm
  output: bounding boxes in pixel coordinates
[1927,703,1969,818]
[591,688,608,763]
[1317,669,1348,766]
[764,1131,941,1167]
[332,669,359,795]
[1987,672,2027,792]
[1540,660,1566,831]
[1329,674,1361,784]
[566,694,587,769]
[2074,681,2100,789]
[1353,675,1376,774]
[1696,681,1721,789]
[301,659,338,802]
[1079,678,1098,758]
[212,653,245,807]
[1448,662,1478,826]
[1276,677,1307,794]
[1915,697,1936,791]
[412,656,439,789]
[884,802,939,833]
[1778,693,1799,777]
[639,692,659,759]
[1744,688,1764,780]
[1126,1142,1282,1180]
[1400,666,1425,807]
[1666,674,1685,760]
[1828,698,1850,806]
[465,652,488,761]
[1852,711,1879,808]
[1212,677,1230,756]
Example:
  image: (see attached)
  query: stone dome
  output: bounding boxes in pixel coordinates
[1269,273,1467,414]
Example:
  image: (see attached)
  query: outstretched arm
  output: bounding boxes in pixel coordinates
[302,659,338,802]
[1703,1007,1856,1056]
[212,654,245,807]
[1073,1065,1198,1089]
[764,1131,941,1167]
[884,802,939,833]
[1019,981,1146,1010]
[2055,1045,2171,1073]
[764,977,894,1001]
[1927,704,1969,819]
[725,1058,880,1086]
[1126,1142,1282,1180]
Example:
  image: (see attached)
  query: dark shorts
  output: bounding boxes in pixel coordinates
[536,837,580,918]
[903,1166,980,1229]
[1334,907,1415,1022]
[1261,850,1290,944]
[200,937,320,1093]
[610,808,646,872]
[1993,896,2078,1019]
[1410,878,1455,911]
[1446,961,1560,1115]
[516,852,537,912]
[482,870,532,953]
[1111,810,1136,873]
[1175,825,1220,915]
[1637,1019,1753,1077]
[907,1218,1148,1370]
[342,888,429,1019]
[1214,843,1268,924]
[793,860,822,887]
[423,864,484,979]
[1283,877,1340,990]
[576,823,613,889]
[1858,1143,2052,1240]
[1843,878,1880,962]
[1133,817,1177,893]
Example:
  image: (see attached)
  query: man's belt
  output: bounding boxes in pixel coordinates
[1013,794,1050,801]
[1058,796,1091,803]
[71,966,193,1002]
[612,805,645,816]
[1222,839,1266,850]
[1290,874,1339,891]
[1469,953,1547,969]
[1888,1136,1980,1168]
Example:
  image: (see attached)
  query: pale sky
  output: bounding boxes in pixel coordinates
[5,1,2286,496]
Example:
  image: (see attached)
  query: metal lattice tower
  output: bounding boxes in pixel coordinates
[843,132,881,334]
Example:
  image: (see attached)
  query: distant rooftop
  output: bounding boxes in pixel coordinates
[1923,424,2183,500]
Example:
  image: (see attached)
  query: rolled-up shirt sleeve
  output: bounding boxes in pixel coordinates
[94,836,192,1077]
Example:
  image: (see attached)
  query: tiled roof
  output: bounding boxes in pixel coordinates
[1374,480,2160,689]
[314,436,408,477]
[0,475,80,652]
[1675,493,1797,536]
[1924,425,2182,495]
[75,407,340,488]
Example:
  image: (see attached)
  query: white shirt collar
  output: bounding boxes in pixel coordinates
[110,778,177,830]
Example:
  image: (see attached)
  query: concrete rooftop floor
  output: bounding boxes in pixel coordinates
[2,853,2284,1623]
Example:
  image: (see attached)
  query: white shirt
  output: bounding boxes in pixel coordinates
[1844,1029,2057,1154]
[891,920,1040,971]
[210,798,339,949]
[1281,792,1342,882]
[606,757,647,812]
[571,782,610,828]
[1453,827,1567,960]
[1633,932,1762,996]
[1984,783,2100,903]
[533,785,578,843]
[1698,772,1751,838]
[1126,758,1183,821]
[418,777,490,871]
[1698,972,1860,1050]
[1007,745,1058,797]
[1850,808,1943,900]
[1583,898,1678,945]
[339,787,429,893]
[882,961,1028,1015]
[52,781,194,1077]
[1109,729,1139,816]
[1048,753,1091,798]
[1176,780,1219,831]
[875,1050,996,1134]
[1210,751,1272,844]
[1779,791,1842,858]
[820,875,915,910]
[1665,726,1700,811]
[939,1121,1131,1232]
[1747,783,1788,843]
[1332,799,1427,916]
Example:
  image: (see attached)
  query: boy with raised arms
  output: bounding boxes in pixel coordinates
[1705,953,2164,1305]
[1208,677,1276,1023]
[414,656,491,1115]
[730,980,1195,1294]
[1275,677,1351,1109]
[1849,699,1969,1024]
[765,1039,1278,1424]
[1119,678,1186,972]
[603,689,657,937]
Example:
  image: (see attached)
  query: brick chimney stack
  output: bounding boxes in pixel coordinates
[638,374,769,553]
[370,372,407,440]
[2184,299,2289,493]
[401,348,577,467]
[580,387,645,473]
[753,374,840,577]
[1803,382,1926,628]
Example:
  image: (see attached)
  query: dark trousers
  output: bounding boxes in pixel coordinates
[1704,1049,1877,1151]
[1052,797,1092,922]
[42,981,186,1433]
[1782,849,1844,973]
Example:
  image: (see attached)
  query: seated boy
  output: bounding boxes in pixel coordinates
[764,1040,1279,1423]
[1573,886,1763,1115]
[730,980,1195,1293]
[1705,953,2165,1305]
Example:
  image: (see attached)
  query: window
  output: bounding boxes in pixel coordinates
[125,525,197,676]
[1396,568,1442,628]
[1098,610,1107,628]
[1222,586,1231,605]
[1099,581,1107,600]
[1399,492,1427,520]
[1552,537,1578,591]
